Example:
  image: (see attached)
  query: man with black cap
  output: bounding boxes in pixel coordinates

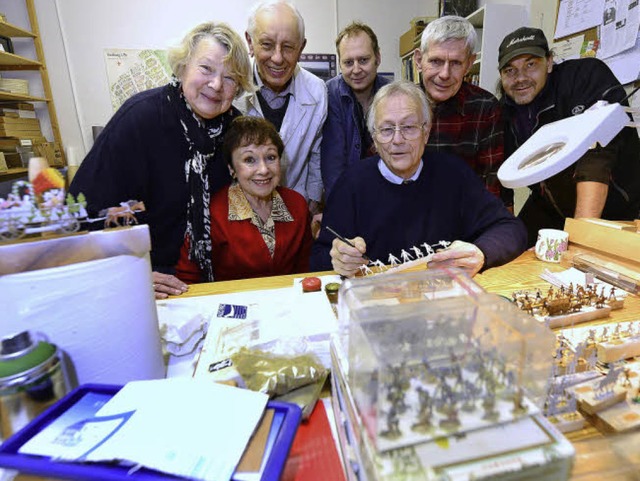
[498,27,640,246]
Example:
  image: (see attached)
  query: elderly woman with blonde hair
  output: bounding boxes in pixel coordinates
[70,22,252,298]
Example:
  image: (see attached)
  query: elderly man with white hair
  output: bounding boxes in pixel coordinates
[236,0,327,219]
[414,16,510,207]
[310,80,526,278]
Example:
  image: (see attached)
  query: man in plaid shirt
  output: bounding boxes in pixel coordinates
[414,16,511,208]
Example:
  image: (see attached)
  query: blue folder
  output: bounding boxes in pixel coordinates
[0,383,301,481]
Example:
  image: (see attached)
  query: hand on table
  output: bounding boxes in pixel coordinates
[330,236,368,278]
[153,272,188,300]
[428,240,485,277]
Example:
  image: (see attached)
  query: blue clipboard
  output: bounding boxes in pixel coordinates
[0,383,302,481]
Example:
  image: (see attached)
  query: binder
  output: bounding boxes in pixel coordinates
[0,383,301,481]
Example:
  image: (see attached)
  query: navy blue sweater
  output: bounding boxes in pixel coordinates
[70,85,234,271]
[311,152,526,271]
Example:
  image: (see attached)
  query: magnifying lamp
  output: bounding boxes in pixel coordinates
[498,102,630,188]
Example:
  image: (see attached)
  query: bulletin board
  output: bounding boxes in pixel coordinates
[551,0,640,86]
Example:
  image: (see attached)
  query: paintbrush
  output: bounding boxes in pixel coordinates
[325,226,370,262]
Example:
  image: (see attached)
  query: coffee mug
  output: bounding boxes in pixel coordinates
[535,229,569,262]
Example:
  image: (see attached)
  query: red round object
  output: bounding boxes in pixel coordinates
[301,276,322,292]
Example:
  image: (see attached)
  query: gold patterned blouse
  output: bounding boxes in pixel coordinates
[227,182,294,257]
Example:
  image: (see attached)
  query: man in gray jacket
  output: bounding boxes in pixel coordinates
[235,0,327,217]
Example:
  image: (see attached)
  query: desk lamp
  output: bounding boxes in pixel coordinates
[498,100,636,188]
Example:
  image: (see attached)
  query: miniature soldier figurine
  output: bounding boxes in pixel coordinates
[600,326,610,343]
[512,387,528,415]
[609,287,617,301]
[612,323,622,341]
[482,377,499,421]
[421,242,434,256]
[625,322,634,338]
[411,246,424,258]
[400,249,413,263]
[388,253,400,266]
[371,259,386,269]
[384,405,401,438]
[412,387,434,430]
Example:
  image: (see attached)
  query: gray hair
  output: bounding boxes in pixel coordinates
[367,80,432,134]
[167,21,252,97]
[247,0,305,44]
[420,15,477,56]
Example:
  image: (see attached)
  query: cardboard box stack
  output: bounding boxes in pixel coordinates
[0,102,45,168]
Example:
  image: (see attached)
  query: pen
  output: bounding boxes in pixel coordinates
[325,226,370,262]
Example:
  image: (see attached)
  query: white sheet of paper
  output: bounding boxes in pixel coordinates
[598,0,640,59]
[555,0,606,39]
[553,35,585,60]
[84,379,268,481]
[603,28,640,83]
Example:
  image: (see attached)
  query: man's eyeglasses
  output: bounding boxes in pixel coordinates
[374,123,426,143]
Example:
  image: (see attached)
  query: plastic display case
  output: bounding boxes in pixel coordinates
[337,269,556,453]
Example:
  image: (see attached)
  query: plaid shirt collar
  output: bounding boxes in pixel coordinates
[432,83,468,117]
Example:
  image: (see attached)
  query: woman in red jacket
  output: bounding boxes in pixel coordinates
[176,116,312,282]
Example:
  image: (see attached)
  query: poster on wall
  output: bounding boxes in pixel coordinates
[439,0,478,18]
[298,53,337,81]
[104,49,172,112]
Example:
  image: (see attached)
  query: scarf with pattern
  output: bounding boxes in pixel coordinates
[166,77,237,282]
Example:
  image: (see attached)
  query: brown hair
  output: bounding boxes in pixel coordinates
[335,21,380,58]
[222,116,285,165]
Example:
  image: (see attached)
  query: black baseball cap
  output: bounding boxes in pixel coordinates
[498,27,549,70]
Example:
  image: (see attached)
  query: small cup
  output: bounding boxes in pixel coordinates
[535,229,569,263]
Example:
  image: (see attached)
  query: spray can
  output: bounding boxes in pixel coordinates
[0,331,69,441]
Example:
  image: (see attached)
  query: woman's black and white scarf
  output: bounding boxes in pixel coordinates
[166,77,237,282]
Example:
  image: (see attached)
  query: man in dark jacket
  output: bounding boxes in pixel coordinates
[498,27,640,246]
[321,22,390,197]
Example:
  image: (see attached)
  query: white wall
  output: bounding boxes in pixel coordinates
[32,0,534,162]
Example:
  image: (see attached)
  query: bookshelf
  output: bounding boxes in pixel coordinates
[0,0,64,180]
[398,4,526,95]
[465,3,526,95]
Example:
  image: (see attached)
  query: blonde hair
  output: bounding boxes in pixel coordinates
[168,21,252,97]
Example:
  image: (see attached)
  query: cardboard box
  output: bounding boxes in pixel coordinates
[399,17,436,56]
[34,141,64,167]
[399,28,419,56]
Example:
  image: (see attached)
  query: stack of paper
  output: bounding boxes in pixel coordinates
[19,379,268,481]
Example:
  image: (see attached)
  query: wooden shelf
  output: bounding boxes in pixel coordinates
[0,167,27,181]
[0,50,42,69]
[0,20,35,38]
[0,91,47,102]
[0,0,65,171]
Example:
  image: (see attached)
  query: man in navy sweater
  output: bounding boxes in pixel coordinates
[310,80,526,278]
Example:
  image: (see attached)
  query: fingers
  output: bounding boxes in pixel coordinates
[428,241,485,277]
[330,236,367,278]
[152,272,188,298]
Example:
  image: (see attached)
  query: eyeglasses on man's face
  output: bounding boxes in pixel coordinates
[374,123,426,143]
